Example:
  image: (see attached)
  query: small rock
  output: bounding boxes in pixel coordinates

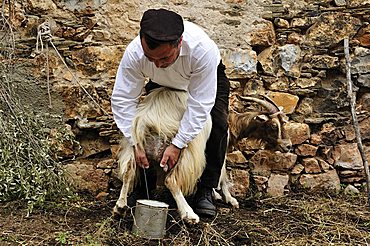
[344,185,360,195]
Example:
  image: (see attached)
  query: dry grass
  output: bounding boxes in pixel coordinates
[242,193,370,245]
[3,191,369,245]
[94,192,370,245]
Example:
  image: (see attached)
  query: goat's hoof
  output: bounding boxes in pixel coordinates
[112,205,129,219]
[182,213,200,224]
[226,198,239,209]
[231,200,239,209]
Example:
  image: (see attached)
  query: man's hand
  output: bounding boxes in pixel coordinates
[160,144,181,172]
[134,145,149,169]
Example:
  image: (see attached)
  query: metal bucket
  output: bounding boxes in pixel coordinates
[132,199,169,239]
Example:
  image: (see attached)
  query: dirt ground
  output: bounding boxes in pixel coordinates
[1,190,370,246]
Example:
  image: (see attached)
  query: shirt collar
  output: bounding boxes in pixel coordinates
[179,39,188,57]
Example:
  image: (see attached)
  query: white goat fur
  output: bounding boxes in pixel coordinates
[114,87,238,223]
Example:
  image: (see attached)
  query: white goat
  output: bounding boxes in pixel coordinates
[113,87,238,224]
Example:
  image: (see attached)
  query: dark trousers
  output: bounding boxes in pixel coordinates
[201,61,230,188]
[145,61,230,189]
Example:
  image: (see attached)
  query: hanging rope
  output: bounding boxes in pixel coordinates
[36,21,109,115]
[36,22,52,52]
[344,38,370,207]
[36,22,52,108]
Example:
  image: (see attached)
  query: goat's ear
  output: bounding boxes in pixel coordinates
[254,114,269,122]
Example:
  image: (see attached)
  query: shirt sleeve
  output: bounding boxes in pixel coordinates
[111,47,145,146]
[171,48,220,149]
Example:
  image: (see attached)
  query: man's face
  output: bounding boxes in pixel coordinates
[141,37,182,68]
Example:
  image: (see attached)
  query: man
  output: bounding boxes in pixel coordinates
[111,8,230,217]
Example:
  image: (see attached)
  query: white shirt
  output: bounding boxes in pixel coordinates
[111,21,221,148]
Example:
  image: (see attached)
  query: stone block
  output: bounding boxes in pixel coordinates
[64,160,109,194]
[221,48,258,79]
[310,55,339,69]
[278,44,301,78]
[295,144,318,157]
[291,163,305,175]
[227,150,247,164]
[304,13,361,48]
[250,150,297,176]
[347,0,370,8]
[249,20,276,47]
[354,24,370,48]
[284,122,310,145]
[267,173,289,197]
[266,91,299,114]
[299,170,340,192]
[229,169,250,198]
[334,143,364,170]
[302,157,321,174]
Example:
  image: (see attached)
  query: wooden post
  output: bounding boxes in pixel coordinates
[344,38,370,207]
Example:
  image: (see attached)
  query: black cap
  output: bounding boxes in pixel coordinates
[140,9,184,42]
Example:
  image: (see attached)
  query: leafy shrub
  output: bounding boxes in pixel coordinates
[0,6,74,214]
[0,108,73,214]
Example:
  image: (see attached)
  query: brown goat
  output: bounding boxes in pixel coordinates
[228,95,292,152]
[213,94,292,206]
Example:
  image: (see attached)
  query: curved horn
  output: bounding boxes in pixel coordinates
[239,95,279,114]
[260,95,281,111]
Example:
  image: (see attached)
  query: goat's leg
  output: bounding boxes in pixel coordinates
[113,154,137,216]
[165,175,200,224]
[216,163,239,208]
[113,182,130,215]
[113,168,136,215]
[220,181,239,208]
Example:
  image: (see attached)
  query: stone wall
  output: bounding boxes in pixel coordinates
[3,0,369,198]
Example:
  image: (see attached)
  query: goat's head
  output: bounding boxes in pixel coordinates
[228,95,292,152]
